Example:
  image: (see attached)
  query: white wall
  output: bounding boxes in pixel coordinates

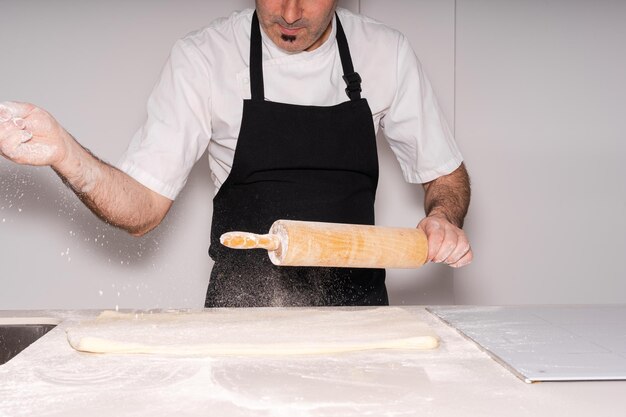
[0,0,452,309]
[3,1,622,310]
[453,0,626,304]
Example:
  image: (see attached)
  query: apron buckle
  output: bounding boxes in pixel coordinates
[342,72,362,99]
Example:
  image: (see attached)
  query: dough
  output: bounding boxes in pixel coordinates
[66,307,439,356]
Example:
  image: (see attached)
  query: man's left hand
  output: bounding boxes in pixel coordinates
[417,214,473,268]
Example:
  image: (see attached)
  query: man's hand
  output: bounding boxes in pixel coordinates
[0,101,70,167]
[417,214,473,268]
[419,163,473,268]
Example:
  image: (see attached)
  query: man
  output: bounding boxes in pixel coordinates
[0,0,472,307]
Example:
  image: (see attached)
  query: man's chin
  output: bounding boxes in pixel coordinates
[267,31,309,53]
[277,40,308,53]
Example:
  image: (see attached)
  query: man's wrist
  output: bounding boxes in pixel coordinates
[52,136,101,195]
[425,210,460,228]
[50,131,77,172]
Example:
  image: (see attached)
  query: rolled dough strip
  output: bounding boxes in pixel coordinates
[66,307,438,356]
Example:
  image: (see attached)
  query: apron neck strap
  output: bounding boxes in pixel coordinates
[335,13,362,100]
[249,11,362,102]
[250,12,265,101]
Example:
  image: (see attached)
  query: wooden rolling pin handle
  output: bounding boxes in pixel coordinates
[220,232,281,251]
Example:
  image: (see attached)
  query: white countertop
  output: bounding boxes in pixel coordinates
[1,307,625,417]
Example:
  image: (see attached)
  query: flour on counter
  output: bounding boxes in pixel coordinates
[1,308,547,417]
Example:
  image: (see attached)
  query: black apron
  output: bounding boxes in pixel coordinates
[206,12,387,307]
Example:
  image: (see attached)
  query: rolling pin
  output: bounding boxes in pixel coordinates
[220,220,428,269]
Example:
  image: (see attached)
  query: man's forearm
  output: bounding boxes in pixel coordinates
[423,163,470,228]
[52,136,170,236]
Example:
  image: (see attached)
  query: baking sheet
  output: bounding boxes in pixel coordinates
[428,305,626,383]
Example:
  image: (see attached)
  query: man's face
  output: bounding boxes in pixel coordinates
[255,0,338,53]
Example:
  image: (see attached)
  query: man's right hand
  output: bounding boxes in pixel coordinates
[0,101,70,167]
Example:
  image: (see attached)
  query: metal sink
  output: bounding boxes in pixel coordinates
[0,317,60,365]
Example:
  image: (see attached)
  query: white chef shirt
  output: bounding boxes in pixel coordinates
[117,8,462,200]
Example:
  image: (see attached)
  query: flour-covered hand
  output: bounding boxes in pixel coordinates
[0,101,70,167]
